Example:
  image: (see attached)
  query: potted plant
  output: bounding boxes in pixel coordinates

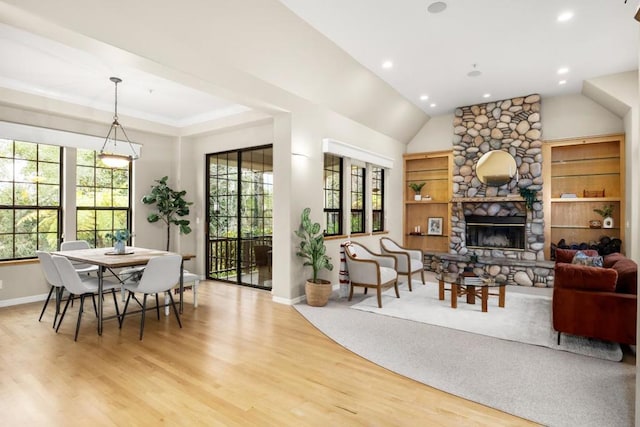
[409,182,426,201]
[141,176,193,251]
[594,204,615,229]
[295,207,334,306]
[105,229,131,254]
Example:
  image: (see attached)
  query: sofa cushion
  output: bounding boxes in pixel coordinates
[554,263,618,292]
[555,248,599,264]
[604,252,626,268]
[610,259,638,294]
[571,251,603,267]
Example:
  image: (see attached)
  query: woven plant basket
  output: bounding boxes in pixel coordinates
[305,279,332,307]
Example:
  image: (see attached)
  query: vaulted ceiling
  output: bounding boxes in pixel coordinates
[0,0,637,141]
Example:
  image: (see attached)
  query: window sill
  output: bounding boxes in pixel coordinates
[0,258,39,267]
[324,234,349,241]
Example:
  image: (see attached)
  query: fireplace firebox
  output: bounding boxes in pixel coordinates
[465,215,526,251]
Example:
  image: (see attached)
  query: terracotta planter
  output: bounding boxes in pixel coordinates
[305,279,332,307]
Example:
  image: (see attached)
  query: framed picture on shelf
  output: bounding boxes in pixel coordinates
[427,217,443,235]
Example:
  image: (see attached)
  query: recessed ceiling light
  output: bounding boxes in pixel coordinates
[420,94,429,101]
[557,67,569,75]
[382,60,393,69]
[427,1,447,14]
[483,93,491,98]
[430,103,437,108]
[559,80,567,85]
[557,11,574,22]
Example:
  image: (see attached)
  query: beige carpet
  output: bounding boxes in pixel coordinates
[295,279,635,427]
[350,280,623,361]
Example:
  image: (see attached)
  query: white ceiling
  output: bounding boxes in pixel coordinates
[0,23,250,128]
[278,0,639,116]
[0,1,637,131]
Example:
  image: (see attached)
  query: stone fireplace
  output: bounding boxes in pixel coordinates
[450,94,544,262]
[427,94,555,287]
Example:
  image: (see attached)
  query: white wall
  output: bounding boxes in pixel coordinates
[407,94,625,153]
[178,105,406,303]
[406,114,454,153]
[542,94,625,141]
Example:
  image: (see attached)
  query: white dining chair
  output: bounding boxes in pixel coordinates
[36,251,66,328]
[120,254,183,340]
[60,240,99,277]
[52,255,121,341]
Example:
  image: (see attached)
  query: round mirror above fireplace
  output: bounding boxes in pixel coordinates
[476,151,517,186]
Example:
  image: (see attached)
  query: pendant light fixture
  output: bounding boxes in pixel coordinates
[98,77,139,168]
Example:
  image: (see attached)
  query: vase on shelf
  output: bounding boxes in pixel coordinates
[602,217,614,229]
[414,194,421,201]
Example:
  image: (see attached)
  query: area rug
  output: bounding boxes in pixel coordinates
[294,281,636,427]
[351,281,623,361]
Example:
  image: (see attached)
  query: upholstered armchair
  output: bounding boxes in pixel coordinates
[344,242,399,308]
[379,237,425,291]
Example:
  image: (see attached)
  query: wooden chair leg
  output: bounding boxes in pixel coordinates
[420,269,425,284]
[376,286,382,308]
[407,274,412,292]
[348,284,354,301]
[393,280,400,298]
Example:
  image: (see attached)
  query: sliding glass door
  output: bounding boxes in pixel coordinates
[206,145,273,289]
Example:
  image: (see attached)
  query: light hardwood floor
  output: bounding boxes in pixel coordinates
[0,282,538,426]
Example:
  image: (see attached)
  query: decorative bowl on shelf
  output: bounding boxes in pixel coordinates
[589,219,602,229]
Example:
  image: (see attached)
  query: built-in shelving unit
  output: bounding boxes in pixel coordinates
[542,134,625,259]
[403,150,452,252]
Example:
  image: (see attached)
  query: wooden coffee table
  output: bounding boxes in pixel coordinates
[436,272,506,312]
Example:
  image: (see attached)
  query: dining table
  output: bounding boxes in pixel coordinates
[51,246,195,335]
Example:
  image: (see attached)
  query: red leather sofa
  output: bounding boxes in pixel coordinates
[552,248,637,345]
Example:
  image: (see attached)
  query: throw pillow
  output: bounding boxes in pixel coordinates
[571,250,604,268]
[555,248,599,264]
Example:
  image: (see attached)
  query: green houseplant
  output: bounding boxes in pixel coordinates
[295,207,334,306]
[594,204,615,228]
[409,182,426,200]
[141,176,193,251]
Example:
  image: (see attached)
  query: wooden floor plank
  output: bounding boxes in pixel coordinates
[0,281,538,426]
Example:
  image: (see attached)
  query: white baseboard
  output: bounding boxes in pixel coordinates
[0,293,48,308]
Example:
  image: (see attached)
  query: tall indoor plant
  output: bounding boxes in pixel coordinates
[295,207,334,306]
[142,176,193,251]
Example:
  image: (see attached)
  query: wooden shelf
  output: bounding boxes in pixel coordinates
[404,150,453,253]
[543,134,625,259]
[550,197,621,203]
[551,225,620,230]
